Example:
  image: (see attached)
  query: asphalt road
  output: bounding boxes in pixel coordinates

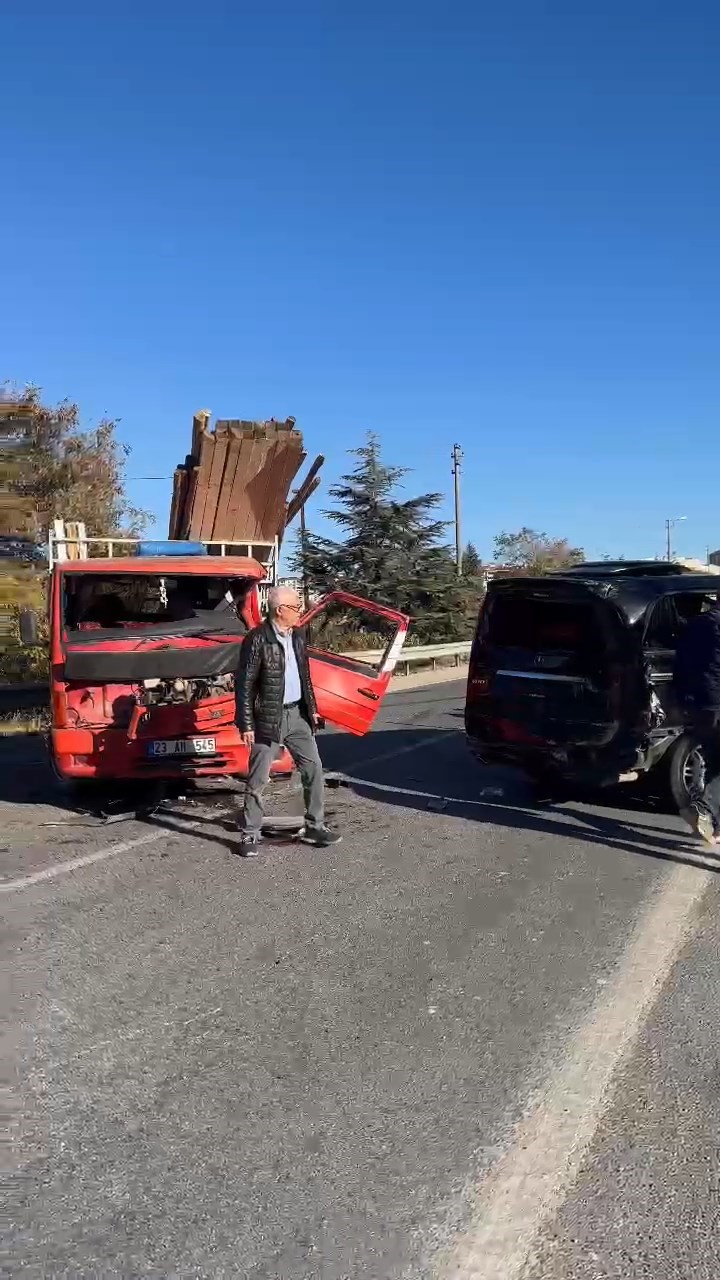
[3,680,720,1279]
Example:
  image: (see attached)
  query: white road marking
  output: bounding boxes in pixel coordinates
[0,730,455,895]
[0,828,168,894]
[0,729,455,896]
[437,860,713,1280]
[339,776,720,870]
[337,773,489,804]
[347,730,455,772]
[0,806,234,895]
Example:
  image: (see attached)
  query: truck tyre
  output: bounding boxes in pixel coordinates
[665,734,706,812]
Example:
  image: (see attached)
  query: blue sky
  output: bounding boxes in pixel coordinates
[1,0,718,562]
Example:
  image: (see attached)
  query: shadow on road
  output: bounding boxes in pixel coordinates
[322,726,720,875]
[0,734,58,805]
[3,722,716,877]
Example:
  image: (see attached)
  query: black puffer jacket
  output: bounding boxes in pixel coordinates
[673,604,720,710]
[236,621,318,744]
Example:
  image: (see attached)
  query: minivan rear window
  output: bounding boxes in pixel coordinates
[484,596,597,651]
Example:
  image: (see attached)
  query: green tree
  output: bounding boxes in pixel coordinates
[493,527,584,574]
[295,434,474,642]
[4,385,149,540]
[462,541,482,577]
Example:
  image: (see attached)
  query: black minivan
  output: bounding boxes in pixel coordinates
[465,561,720,806]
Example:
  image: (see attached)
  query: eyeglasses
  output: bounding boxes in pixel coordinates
[281,602,302,614]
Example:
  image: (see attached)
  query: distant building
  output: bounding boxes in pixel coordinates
[711,550,720,568]
[675,556,720,575]
[276,575,321,604]
[475,563,523,589]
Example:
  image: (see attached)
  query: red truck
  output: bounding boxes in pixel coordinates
[22,537,409,787]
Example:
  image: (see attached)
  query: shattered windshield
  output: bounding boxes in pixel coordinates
[63,573,253,638]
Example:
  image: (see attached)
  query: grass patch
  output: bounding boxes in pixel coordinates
[0,562,48,681]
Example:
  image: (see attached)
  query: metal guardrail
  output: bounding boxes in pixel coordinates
[0,644,471,714]
[345,641,471,676]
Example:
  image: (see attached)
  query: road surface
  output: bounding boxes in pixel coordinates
[3,681,719,1279]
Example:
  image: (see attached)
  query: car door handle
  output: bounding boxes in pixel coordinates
[358,687,380,701]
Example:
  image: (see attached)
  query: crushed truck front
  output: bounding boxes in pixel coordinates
[47,551,411,784]
[48,555,294,781]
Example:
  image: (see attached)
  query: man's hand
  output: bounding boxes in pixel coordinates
[242,730,255,748]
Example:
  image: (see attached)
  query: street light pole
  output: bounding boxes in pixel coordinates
[665,515,687,562]
[451,443,463,577]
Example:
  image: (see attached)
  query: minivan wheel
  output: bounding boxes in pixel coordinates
[666,734,706,811]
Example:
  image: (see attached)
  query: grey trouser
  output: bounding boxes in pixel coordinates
[243,704,324,837]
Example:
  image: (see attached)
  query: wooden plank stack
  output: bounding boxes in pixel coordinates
[169,412,307,544]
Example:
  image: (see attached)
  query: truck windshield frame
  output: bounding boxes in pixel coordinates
[62,571,256,640]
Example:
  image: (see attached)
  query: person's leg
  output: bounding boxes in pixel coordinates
[700,718,720,832]
[282,706,326,832]
[684,713,720,844]
[242,741,277,841]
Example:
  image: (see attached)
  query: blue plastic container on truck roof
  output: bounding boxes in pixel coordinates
[135,541,207,557]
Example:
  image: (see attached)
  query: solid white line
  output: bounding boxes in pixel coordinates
[0,805,237,895]
[0,731,457,896]
[437,860,713,1280]
[0,828,168,894]
[337,773,496,805]
[350,729,455,772]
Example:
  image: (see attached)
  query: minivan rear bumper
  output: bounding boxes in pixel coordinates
[465,732,642,787]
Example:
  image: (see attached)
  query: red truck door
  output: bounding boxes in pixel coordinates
[300,591,410,735]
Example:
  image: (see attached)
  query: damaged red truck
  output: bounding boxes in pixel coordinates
[27,540,409,787]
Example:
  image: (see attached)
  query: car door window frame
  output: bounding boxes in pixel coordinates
[300,591,409,679]
[643,590,713,655]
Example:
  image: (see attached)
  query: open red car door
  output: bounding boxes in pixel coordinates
[299,591,410,735]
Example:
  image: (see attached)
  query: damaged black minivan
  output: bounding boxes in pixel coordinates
[465,561,720,807]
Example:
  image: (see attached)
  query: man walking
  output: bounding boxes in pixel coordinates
[673,594,720,846]
[235,585,341,856]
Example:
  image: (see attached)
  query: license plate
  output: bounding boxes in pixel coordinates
[147,738,216,757]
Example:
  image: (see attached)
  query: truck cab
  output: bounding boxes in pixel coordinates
[37,535,409,783]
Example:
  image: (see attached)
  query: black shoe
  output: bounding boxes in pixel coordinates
[238,832,261,857]
[300,826,342,848]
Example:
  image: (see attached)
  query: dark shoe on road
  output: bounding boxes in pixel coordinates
[300,826,342,848]
[238,832,261,857]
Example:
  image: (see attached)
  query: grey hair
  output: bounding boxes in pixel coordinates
[267,585,295,615]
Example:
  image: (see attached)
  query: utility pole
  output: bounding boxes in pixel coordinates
[665,515,687,563]
[299,503,310,610]
[451,443,463,577]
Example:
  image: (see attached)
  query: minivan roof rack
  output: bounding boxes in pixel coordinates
[550,560,698,578]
